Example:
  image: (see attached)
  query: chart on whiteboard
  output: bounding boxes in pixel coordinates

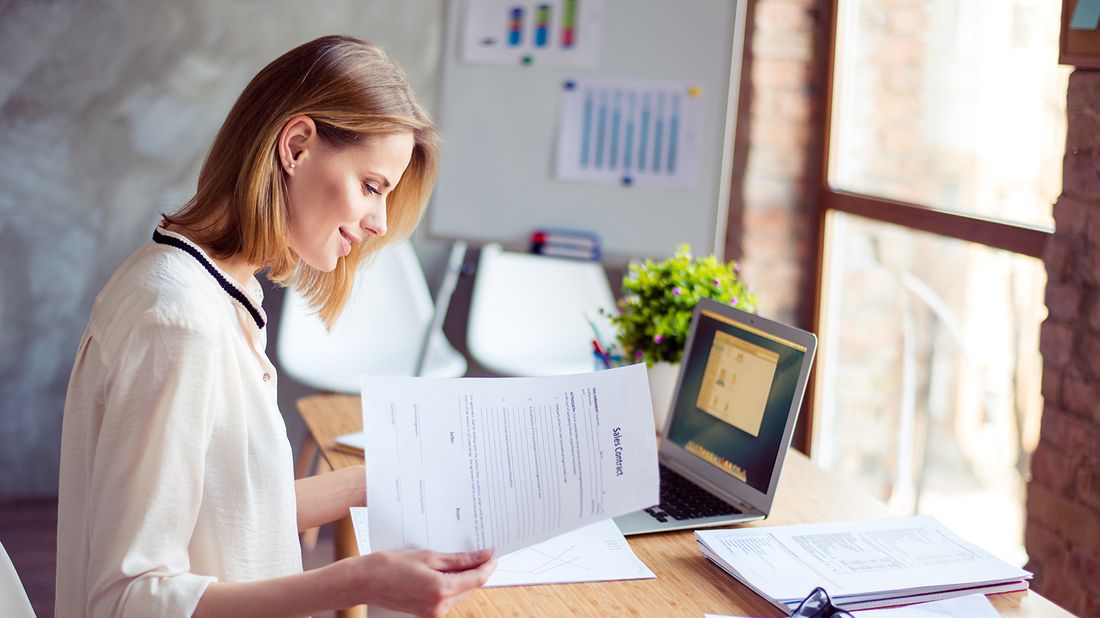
[461,0,605,68]
[555,77,702,189]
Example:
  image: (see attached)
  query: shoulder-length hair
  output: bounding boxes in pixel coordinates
[164,35,438,328]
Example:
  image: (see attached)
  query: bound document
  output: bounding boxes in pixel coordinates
[695,515,1031,612]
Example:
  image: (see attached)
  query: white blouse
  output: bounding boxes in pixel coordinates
[56,228,302,617]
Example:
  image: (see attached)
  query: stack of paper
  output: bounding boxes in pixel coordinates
[695,515,1031,613]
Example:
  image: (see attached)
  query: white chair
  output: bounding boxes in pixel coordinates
[467,243,616,376]
[0,541,35,618]
[277,240,468,392]
[276,240,467,547]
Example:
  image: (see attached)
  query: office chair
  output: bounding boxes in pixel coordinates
[0,541,35,618]
[277,240,467,391]
[276,240,467,545]
[467,243,616,376]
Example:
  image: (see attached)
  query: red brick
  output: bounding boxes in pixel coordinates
[752,32,815,62]
[1063,368,1100,416]
[1038,406,1100,459]
[1030,442,1076,493]
[1045,282,1082,322]
[1041,367,1062,408]
[756,0,817,33]
[1054,195,1092,238]
[1083,331,1100,379]
[1043,236,1072,283]
[1088,290,1100,334]
[1028,483,1100,554]
[1063,151,1100,199]
[749,118,811,150]
[1040,320,1075,368]
[751,58,813,90]
[1024,519,1068,574]
[1076,465,1100,510]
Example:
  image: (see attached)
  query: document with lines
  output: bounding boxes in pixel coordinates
[362,363,659,556]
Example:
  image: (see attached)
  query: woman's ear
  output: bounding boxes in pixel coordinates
[278,115,317,174]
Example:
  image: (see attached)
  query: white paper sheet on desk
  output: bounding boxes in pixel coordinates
[350,508,655,587]
[704,591,1002,618]
[362,363,659,557]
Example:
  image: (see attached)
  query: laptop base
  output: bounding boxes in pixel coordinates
[614,509,764,536]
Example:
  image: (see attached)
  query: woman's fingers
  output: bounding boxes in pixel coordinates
[426,548,494,572]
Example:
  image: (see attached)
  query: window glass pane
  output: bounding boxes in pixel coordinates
[813,211,1046,564]
[829,0,1069,228]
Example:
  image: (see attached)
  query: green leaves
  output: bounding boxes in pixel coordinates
[604,244,758,366]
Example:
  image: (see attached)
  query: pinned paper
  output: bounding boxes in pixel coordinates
[461,0,605,68]
[555,77,702,188]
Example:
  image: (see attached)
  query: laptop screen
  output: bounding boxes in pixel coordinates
[665,308,808,494]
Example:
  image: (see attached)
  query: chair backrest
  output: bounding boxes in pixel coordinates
[0,541,35,618]
[276,241,466,393]
[467,244,616,376]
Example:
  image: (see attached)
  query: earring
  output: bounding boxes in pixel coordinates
[288,162,296,170]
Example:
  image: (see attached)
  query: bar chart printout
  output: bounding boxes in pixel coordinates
[461,0,604,68]
[556,77,702,188]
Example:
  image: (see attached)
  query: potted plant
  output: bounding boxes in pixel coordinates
[604,244,758,432]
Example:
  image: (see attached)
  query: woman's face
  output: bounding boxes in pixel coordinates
[284,125,415,272]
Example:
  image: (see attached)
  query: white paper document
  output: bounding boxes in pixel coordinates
[362,363,659,557]
[555,77,702,188]
[460,0,605,68]
[695,515,1030,611]
[704,591,1002,618]
[350,508,654,588]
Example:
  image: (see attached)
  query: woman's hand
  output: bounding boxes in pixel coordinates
[340,548,497,617]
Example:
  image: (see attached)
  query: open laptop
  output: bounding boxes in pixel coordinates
[614,297,817,535]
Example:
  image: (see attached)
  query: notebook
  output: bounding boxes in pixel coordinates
[614,297,817,535]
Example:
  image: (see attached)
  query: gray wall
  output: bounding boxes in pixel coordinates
[0,0,449,495]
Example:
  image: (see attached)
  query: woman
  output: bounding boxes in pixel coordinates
[56,35,495,617]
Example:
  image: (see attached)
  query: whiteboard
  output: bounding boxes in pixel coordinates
[429,0,746,261]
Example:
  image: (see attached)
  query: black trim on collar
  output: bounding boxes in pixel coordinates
[152,229,266,330]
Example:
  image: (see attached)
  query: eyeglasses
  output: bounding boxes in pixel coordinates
[790,587,854,618]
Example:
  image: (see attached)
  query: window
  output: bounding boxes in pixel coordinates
[812,0,1068,564]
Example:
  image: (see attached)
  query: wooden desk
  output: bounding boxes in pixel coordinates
[298,395,1070,618]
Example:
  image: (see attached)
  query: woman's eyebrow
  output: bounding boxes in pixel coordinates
[364,171,392,188]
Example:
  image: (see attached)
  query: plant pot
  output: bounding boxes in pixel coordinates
[648,361,680,435]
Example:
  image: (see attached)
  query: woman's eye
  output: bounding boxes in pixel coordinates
[364,181,380,196]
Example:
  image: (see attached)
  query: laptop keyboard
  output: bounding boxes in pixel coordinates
[644,464,743,522]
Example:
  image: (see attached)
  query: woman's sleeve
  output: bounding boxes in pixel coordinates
[84,317,221,617]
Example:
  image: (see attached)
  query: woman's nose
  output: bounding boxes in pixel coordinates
[361,199,388,237]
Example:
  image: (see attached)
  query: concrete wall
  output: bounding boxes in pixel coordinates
[0,0,447,494]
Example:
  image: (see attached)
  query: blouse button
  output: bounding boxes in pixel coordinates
[262,372,271,382]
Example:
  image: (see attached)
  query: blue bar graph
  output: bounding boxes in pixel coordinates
[609,91,621,169]
[580,90,593,168]
[564,81,695,185]
[638,93,650,171]
[653,93,665,173]
[623,93,635,172]
[594,91,607,169]
[668,95,680,174]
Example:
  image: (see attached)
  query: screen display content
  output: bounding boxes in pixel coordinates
[666,310,806,493]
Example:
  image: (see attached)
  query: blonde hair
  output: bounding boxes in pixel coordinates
[164,35,438,328]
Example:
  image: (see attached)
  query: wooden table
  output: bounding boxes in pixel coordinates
[298,395,1070,618]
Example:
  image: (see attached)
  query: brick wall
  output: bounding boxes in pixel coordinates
[1028,69,1100,617]
[736,0,828,327]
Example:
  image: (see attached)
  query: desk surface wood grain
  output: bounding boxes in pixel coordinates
[298,395,1070,618]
